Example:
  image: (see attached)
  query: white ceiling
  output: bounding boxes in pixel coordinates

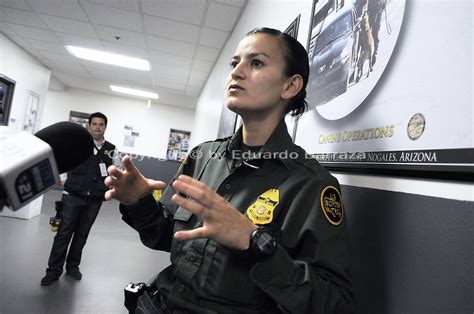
[0,0,247,109]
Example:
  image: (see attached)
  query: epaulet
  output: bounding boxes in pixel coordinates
[195,135,231,147]
[292,144,332,178]
[213,135,233,142]
[190,138,229,154]
[196,137,231,151]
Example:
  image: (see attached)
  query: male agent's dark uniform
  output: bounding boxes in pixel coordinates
[45,141,115,277]
[120,120,353,313]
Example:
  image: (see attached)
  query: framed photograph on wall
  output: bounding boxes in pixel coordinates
[167,129,191,161]
[69,111,90,128]
[0,74,16,126]
[294,0,473,180]
[284,14,301,38]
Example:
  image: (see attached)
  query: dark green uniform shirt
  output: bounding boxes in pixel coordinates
[120,120,353,313]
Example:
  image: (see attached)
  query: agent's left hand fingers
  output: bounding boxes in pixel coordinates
[174,227,207,241]
[104,175,118,187]
[171,193,207,218]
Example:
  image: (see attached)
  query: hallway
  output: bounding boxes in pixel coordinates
[0,189,170,314]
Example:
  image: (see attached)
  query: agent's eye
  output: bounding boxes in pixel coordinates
[230,60,238,68]
[251,59,264,68]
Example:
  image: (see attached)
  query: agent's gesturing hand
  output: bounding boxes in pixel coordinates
[171,175,257,250]
[104,155,166,205]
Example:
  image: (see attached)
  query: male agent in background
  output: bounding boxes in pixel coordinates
[41,112,116,286]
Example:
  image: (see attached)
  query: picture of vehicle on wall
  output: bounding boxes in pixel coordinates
[306,0,405,120]
[307,5,360,107]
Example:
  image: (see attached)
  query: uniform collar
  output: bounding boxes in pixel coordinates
[226,119,294,169]
[94,138,106,147]
[93,139,108,155]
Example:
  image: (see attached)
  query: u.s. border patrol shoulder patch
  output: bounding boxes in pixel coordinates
[320,186,344,226]
[246,189,279,225]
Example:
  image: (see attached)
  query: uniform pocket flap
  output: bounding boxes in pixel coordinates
[174,206,192,221]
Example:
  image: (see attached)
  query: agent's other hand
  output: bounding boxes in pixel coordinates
[104,155,166,205]
[171,175,257,250]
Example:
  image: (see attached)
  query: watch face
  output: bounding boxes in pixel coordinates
[255,230,276,255]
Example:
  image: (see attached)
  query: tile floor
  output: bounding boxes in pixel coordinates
[0,189,170,314]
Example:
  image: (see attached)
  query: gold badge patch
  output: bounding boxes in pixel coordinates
[153,189,162,201]
[320,186,343,226]
[246,189,279,225]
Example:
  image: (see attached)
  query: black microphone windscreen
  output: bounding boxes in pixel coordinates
[35,122,94,173]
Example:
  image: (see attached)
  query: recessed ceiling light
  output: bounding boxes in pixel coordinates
[110,85,159,99]
[66,45,150,71]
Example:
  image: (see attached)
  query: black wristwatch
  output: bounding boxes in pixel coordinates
[248,227,277,259]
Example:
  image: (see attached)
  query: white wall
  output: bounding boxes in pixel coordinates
[0,34,51,131]
[42,88,195,159]
[0,34,51,218]
[190,0,473,202]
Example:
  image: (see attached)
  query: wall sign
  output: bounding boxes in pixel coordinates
[295,0,473,180]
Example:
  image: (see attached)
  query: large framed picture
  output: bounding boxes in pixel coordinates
[69,111,90,128]
[295,0,473,180]
[166,128,191,161]
[0,74,16,126]
[284,14,301,39]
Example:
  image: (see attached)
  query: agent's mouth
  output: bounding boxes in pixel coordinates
[228,83,244,91]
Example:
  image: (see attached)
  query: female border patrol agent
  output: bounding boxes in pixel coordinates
[105,28,354,313]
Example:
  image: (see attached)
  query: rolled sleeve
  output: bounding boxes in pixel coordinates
[120,195,173,251]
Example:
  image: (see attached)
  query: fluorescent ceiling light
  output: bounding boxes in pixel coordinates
[66,45,150,71]
[110,85,159,99]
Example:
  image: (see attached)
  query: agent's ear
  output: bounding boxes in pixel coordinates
[281,74,303,100]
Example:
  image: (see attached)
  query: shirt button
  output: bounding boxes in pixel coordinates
[225,183,231,190]
[179,285,185,292]
[188,255,196,262]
